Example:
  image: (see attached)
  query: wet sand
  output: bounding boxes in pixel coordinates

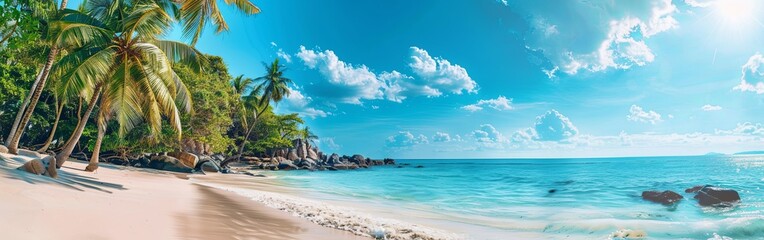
[0,152,365,240]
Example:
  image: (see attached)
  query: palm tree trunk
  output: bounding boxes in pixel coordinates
[235,102,268,160]
[85,119,105,172]
[36,98,64,152]
[55,84,101,168]
[5,0,69,153]
[5,68,43,145]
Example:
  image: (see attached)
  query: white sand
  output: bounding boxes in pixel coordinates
[0,152,364,240]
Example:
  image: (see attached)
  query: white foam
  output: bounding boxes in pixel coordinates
[195,181,464,240]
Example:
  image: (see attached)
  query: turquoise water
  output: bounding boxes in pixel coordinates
[270,156,764,239]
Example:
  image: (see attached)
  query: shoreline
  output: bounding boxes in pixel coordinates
[0,153,366,240]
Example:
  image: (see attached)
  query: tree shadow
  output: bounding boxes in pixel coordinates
[0,154,127,193]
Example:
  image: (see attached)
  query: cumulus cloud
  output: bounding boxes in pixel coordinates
[472,124,508,143]
[386,131,429,148]
[461,96,513,112]
[701,104,722,111]
[627,105,662,124]
[513,110,579,143]
[320,137,341,151]
[432,132,452,142]
[716,122,764,136]
[296,46,477,104]
[276,87,329,119]
[296,46,386,104]
[512,0,678,76]
[408,47,478,95]
[733,53,764,94]
[684,0,713,7]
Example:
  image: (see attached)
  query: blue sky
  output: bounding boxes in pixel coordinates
[70,0,764,158]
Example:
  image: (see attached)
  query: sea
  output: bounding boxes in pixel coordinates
[266,155,764,239]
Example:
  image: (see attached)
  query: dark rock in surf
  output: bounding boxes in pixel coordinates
[642,190,683,205]
[694,187,740,207]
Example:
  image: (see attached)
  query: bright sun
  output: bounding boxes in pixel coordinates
[714,0,758,28]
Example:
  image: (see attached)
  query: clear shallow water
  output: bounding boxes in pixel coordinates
[267,156,764,239]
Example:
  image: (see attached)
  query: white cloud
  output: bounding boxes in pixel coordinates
[409,47,478,95]
[516,0,678,76]
[472,124,508,144]
[276,87,329,119]
[461,96,513,112]
[701,104,722,111]
[320,137,341,151]
[432,132,452,142]
[513,110,579,142]
[270,42,292,63]
[685,0,713,8]
[733,53,764,94]
[627,105,662,124]
[386,131,429,148]
[296,46,478,104]
[297,46,387,104]
[716,122,764,136]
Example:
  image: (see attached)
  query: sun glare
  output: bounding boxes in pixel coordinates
[713,0,758,28]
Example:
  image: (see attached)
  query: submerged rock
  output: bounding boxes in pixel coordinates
[693,186,740,207]
[642,190,683,205]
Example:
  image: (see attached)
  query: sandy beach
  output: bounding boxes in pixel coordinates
[0,152,365,240]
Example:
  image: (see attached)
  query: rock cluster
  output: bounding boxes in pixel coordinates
[642,185,740,208]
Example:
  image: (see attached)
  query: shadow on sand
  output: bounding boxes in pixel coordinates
[0,154,126,193]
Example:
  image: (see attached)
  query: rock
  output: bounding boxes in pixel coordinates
[326,166,338,171]
[328,153,341,165]
[212,154,226,162]
[415,165,424,168]
[685,185,711,193]
[350,154,368,166]
[241,156,261,164]
[17,155,57,178]
[694,187,740,206]
[107,158,127,166]
[383,158,396,165]
[548,189,557,194]
[168,152,198,169]
[287,149,299,161]
[199,161,220,173]
[149,155,193,173]
[370,160,384,166]
[307,148,318,160]
[17,149,42,158]
[333,163,359,170]
[396,165,404,168]
[294,139,308,159]
[278,162,299,170]
[298,158,317,168]
[0,145,7,153]
[641,190,683,205]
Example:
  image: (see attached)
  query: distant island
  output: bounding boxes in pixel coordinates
[733,151,764,155]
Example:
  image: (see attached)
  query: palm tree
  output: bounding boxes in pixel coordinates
[36,94,65,152]
[5,0,259,154]
[300,126,318,149]
[49,2,198,170]
[234,58,291,160]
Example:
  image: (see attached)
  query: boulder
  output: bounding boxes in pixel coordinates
[328,153,341,165]
[641,190,683,205]
[333,163,359,170]
[17,149,42,158]
[168,152,198,169]
[199,161,220,173]
[307,148,319,160]
[149,155,193,173]
[277,162,299,170]
[287,149,299,161]
[17,155,57,178]
[694,187,740,206]
[685,185,711,193]
[0,145,7,154]
[371,160,384,165]
[241,156,261,164]
[298,158,317,168]
[294,139,308,159]
[383,158,396,165]
[350,154,368,166]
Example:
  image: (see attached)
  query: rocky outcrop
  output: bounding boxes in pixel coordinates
[307,148,318,160]
[181,138,212,155]
[328,153,341,165]
[287,149,299,161]
[693,186,740,206]
[293,139,308,159]
[168,152,198,170]
[383,158,396,165]
[642,190,683,205]
[199,160,220,173]
[149,155,193,173]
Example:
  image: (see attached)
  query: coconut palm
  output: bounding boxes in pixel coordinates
[300,126,318,148]
[5,0,259,154]
[233,59,291,160]
[49,1,200,170]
